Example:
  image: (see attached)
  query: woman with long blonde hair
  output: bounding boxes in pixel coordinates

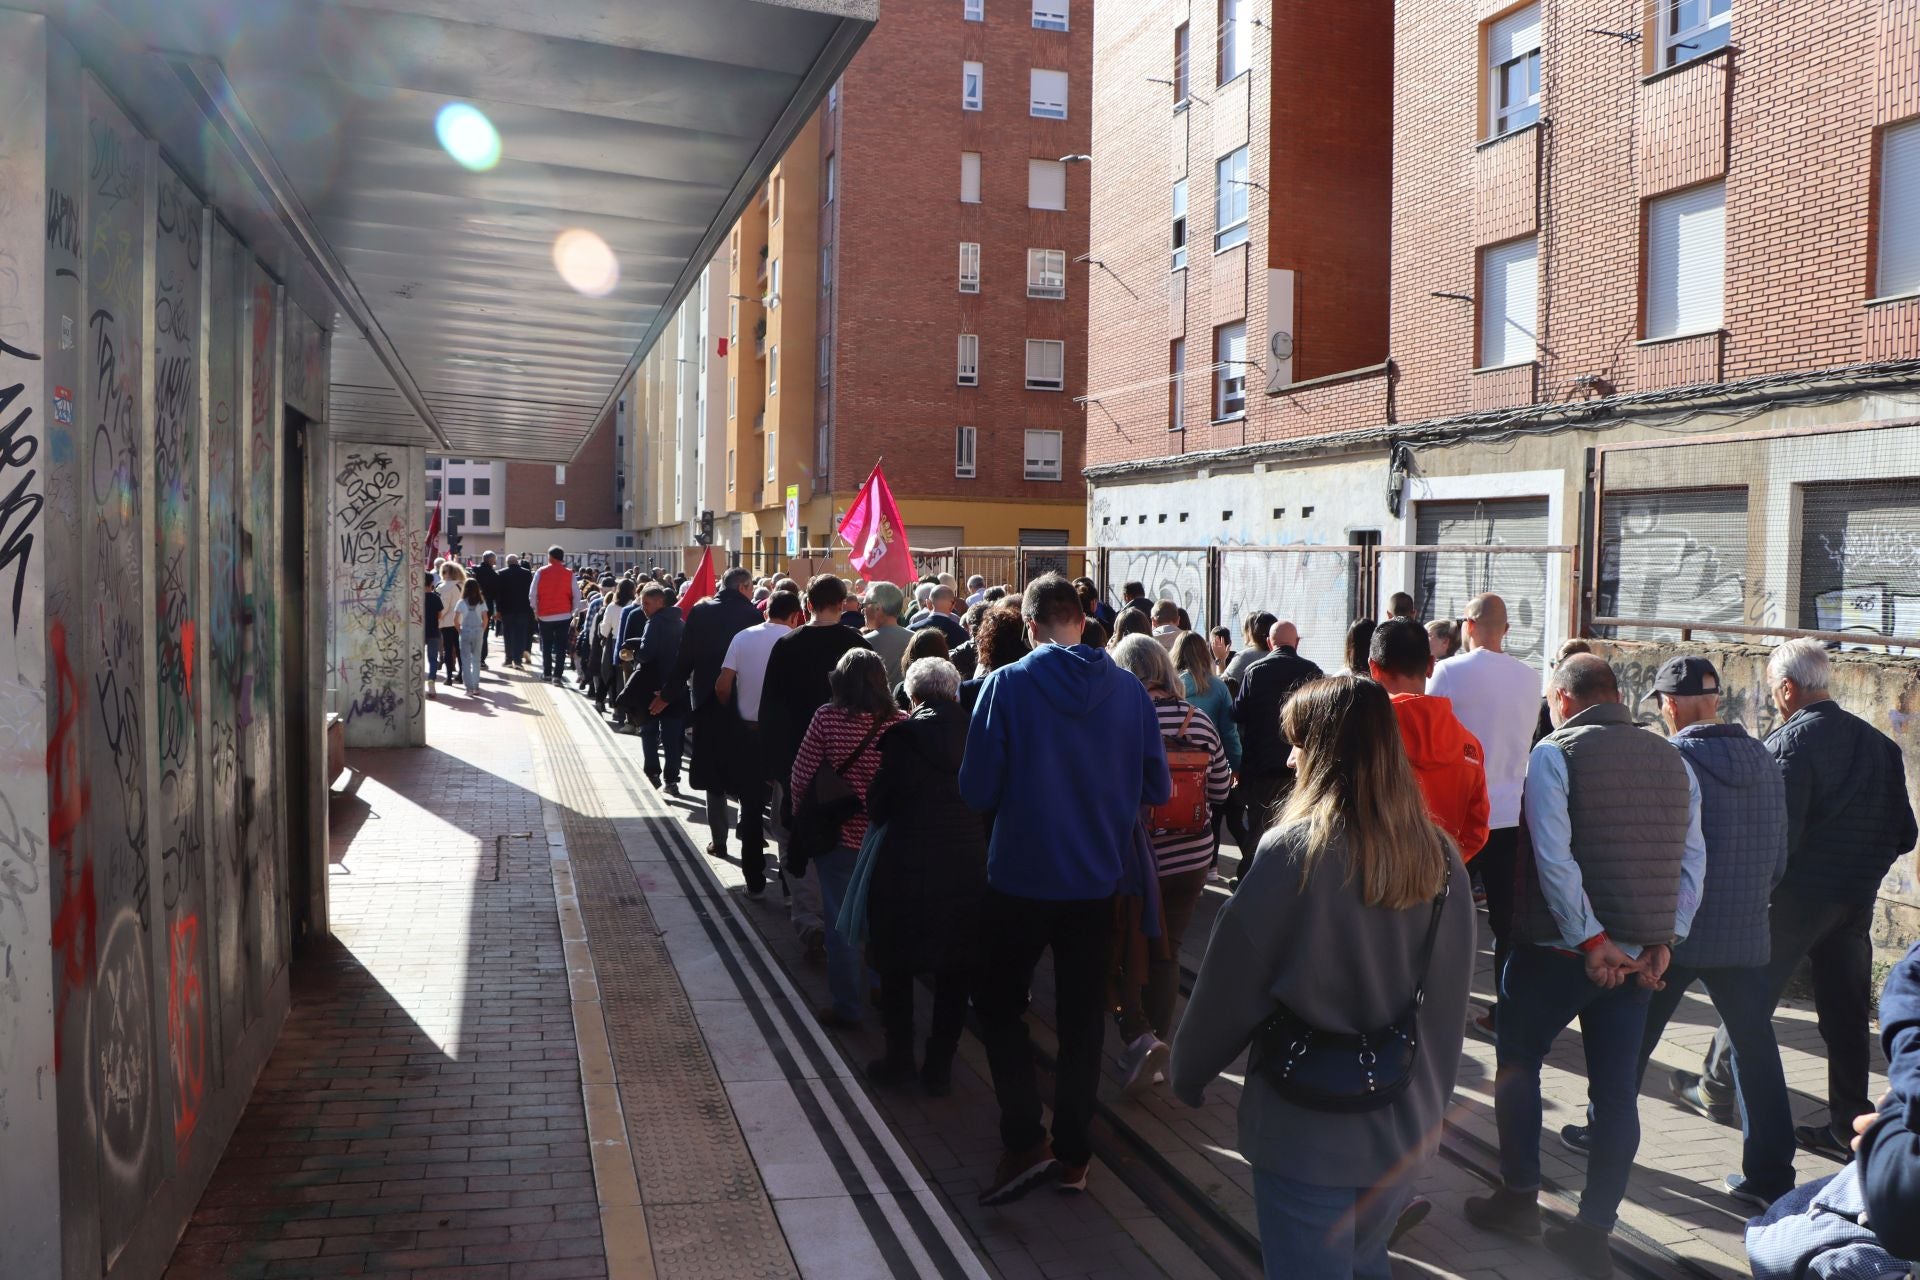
[1170,675,1475,1279]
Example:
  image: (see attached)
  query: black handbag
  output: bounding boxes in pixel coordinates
[787,718,888,874]
[1249,868,1451,1114]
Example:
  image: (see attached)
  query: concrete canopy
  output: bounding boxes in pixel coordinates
[33,0,874,460]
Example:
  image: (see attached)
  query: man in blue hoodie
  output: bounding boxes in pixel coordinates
[960,573,1172,1206]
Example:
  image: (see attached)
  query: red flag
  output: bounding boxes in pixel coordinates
[678,546,715,618]
[424,502,442,565]
[837,463,917,588]
[716,336,729,357]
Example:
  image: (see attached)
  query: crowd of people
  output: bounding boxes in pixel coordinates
[422,551,1920,1280]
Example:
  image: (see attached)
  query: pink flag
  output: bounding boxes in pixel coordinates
[837,464,917,588]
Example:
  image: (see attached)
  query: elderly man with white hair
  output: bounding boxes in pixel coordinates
[1684,638,1917,1161]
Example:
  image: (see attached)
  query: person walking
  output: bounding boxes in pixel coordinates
[1119,581,1153,618]
[715,590,804,899]
[473,550,501,668]
[423,571,444,689]
[892,627,950,708]
[1463,655,1705,1277]
[452,579,489,696]
[790,648,902,1028]
[628,583,686,791]
[1690,638,1917,1160]
[435,560,467,684]
[1561,655,1797,1210]
[1111,636,1232,1094]
[1428,593,1543,1034]
[496,553,534,667]
[959,605,1029,713]
[1368,618,1490,861]
[531,545,581,684]
[595,579,636,713]
[910,583,969,647]
[863,657,987,1096]
[1174,631,1242,773]
[959,574,1171,1205]
[1222,611,1277,695]
[1171,675,1475,1280]
[859,581,913,684]
[658,566,764,859]
[1232,619,1322,850]
[1208,626,1234,674]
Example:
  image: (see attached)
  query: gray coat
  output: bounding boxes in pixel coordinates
[1169,823,1475,1188]
[1669,721,1789,970]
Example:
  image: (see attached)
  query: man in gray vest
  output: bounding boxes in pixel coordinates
[1560,655,1795,1210]
[1465,655,1705,1278]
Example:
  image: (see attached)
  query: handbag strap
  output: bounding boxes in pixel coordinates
[835,716,890,773]
[1409,864,1453,1007]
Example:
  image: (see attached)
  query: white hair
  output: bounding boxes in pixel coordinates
[1111,633,1178,694]
[904,656,961,703]
[1769,637,1831,692]
[915,583,934,609]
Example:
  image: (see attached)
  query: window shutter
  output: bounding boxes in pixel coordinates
[1480,237,1538,367]
[1487,3,1540,68]
[1646,182,1725,338]
[1030,69,1069,119]
[1598,488,1749,640]
[1797,480,1920,634]
[961,152,982,203]
[1028,159,1067,210]
[1414,498,1551,668]
[1880,121,1920,297]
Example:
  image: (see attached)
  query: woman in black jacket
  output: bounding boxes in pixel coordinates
[863,656,986,1096]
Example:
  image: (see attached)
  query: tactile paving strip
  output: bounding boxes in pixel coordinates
[530,682,801,1280]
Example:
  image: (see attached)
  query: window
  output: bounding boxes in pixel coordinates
[958,242,981,293]
[447,458,464,465]
[1173,23,1190,103]
[824,152,836,203]
[473,477,491,495]
[448,476,467,495]
[1645,181,1726,339]
[426,456,441,470]
[1030,69,1069,119]
[1024,429,1063,480]
[1169,338,1185,431]
[820,242,833,293]
[961,151,982,203]
[729,301,738,347]
[766,435,777,482]
[1171,179,1189,269]
[449,508,465,525]
[1488,4,1541,136]
[1214,147,1249,251]
[1879,120,1920,297]
[426,477,441,500]
[728,375,736,419]
[818,334,831,384]
[828,80,839,110]
[957,333,980,385]
[1218,0,1245,84]
[554,500,567,523]
[768,258,781,303]
[1480,236,1538,367]
[768,344,779,393]
[1028,159,1067,210]
[554,465,566,485]
[728,449,735,491]
[1032,0,1068,30]
[1662,0,1731,69]
[1214,321,1246,419]
[955,426,977,478]
[964,0,982,18]
[471,508,490,527]
[1025,339,1066,391]
[1027,248,1066,299]
[963,61,984,110]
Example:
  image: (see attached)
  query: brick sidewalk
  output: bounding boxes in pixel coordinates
[167,671,603,1280]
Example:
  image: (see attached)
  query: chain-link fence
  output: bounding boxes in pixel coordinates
[1101,546,1213,633]
[1218,547,1366,673]
[1591,421,1920,652]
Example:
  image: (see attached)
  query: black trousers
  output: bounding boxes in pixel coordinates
[1701,896,1877,1137]
[1476,826,1522,984]
[880,964,970,1069]
[712,723,770,892]
[972,889,1113,1166]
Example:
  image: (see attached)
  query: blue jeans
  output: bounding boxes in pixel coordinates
[1252,1167,1409,1280]
[425,633,441,678]
[459,629,484,692]
[811,844,862,1023]
[1495,944,1651,1232]
[538,618,571,680]
[640,715,685,785]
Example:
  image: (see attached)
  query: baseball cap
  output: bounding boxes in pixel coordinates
[1651,655,1720,697]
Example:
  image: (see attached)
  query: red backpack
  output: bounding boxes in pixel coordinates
[1146,705,1213,837]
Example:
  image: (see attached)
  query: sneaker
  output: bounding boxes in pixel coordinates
[1560,1124,1592,1156]
[1468,1008,1497,1042]
[1056,1161,1089,1194]
[665,781,682,797]
[979,1143,1058,1206]
[1543,1220,1614,1278]
[1388,1195,1431,1245]
[744,885,766,902]
[1724,1174,1788,1211]
[1462,1187,1542,1239]
[1669,1069,1737,1123]
[1206,869,1230,887]
[1119,1033,1169,1098]
[1796,1123,1850,1162]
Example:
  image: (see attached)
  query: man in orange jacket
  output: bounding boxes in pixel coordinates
[1369,617,1490,860]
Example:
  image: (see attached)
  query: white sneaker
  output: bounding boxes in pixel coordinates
[1120,1033,1168,1098]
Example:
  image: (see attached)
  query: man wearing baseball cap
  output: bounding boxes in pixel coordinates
[1561,655,1797,1210]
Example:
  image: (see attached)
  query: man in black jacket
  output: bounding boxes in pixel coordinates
[621,584,686,791]
[495,554,534,668]
[1694,639,1917,1160]
[656,567,764,858]
[1229,620,1322,851]
[473,551,501,667]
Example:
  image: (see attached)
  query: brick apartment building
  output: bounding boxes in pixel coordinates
[503,404,621,556]
[425,456,506,557]
[718,0,1092,568]
[1087,0,1920,943]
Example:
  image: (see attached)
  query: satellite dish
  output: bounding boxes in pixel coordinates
[1270,330,1295,361]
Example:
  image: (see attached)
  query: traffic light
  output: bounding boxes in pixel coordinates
[447,524,464,558]
[697,509,714,546]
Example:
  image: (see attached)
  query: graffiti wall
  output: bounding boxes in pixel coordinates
[331,442,426,747]
[0,25,321,1275]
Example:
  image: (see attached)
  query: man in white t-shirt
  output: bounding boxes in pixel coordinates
[714,590,803,897]
[1427,593,1543,1033]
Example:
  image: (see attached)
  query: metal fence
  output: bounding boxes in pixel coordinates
[1374,544,1579,673]
[1218,547,1367,673]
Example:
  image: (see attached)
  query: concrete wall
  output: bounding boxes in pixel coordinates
[0,15,321,1275]
[330,442,426,748]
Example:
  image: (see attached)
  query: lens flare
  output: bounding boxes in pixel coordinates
[435,102,501,171]
[553,228,620,297]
